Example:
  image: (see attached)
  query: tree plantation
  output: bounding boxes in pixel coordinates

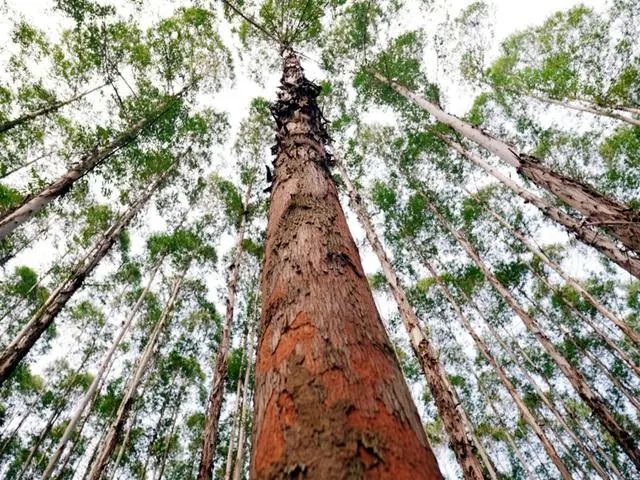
[0,0,639,478]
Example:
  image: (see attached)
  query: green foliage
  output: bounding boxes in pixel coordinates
[210,175,244,229]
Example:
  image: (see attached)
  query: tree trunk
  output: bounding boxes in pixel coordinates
[86,272,186,480]
[0,148,56,181]
[424,197,640,468]
[42,258,164,479]
[232,319,257,480]
[0,84,107,134]
[108,395,146,480]
[155,388,183,480]
[198,182,252,480]
[251,48,442,479]
[0,164,175,385]
[337,158,483,479]
[0,87,188,241]
[422,260,574,480]
[17,402,66,479]
[434,130,640,278]
[374,72,640,258]
[479,199,640,348]
[224,364,245,480]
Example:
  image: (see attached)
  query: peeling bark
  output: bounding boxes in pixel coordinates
[425,198,640,469]
[374,72,640,260]
[337,158,483,479]
[198,183,252,480]
[436,132,640,278]
[0,165,175,385]
[251,49,442,479]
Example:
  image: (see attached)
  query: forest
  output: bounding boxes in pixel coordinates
[0,0,638,478]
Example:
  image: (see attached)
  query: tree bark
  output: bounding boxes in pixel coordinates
[422,260,574,480]
[424,197,640,469]
[224,363,245,480]
[479,199,640,348]
[0,86,188,241]
[86,272,186,480]
[337,158,483,479]
[0,165,175,385]
[251,48,442,479]
[0,84,107,134]
[198,182,252,480]
[374,72,640,258]
[41,258,164,479]
[436,132,640,278]
[155,388,183,480]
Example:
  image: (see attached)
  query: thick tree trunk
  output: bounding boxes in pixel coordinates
[0,87,187,241]
[198,183,251,480]
[0,165,174,385]
[87,272,185,480]
[437,132,640,278]
[424,198,640,468]
[374,72,640,257]
[480,200,640,347]
[232,320,257,480]
[337,158,483,479]
[422,260,574,480]
[251,48,442,479]
[42,258,164,479]
[0,84,107,134]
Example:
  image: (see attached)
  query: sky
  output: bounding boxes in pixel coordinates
[0,0,618,478]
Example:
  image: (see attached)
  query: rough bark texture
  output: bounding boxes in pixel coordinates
[198,183,251,480]
[425,199,640,469]
[438,133,640,278]
[423,261,574,480]
[87,273,185,480]
[0,84,106,134]
[251,49,442,479]
[0,89,186,241]
[337,158,482,479]
[374,72,640,261]
[0,167,173,385]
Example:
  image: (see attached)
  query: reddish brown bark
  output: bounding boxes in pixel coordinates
[337,158,484,479]
[198,183,252,480]
[251,49,442,479]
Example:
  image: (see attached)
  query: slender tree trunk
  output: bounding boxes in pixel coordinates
[0,84,107,135]
[0,398,37,452]
[478,199,640,347]
[87,272,186,480]
[198,182,252,480]
[17,402,66,479]
[232,320,257,480]
[252,48,442,479]
[434,131,640,278]
[42,258,164,479]
[422,260,574,479]
[447,272,613,480]
[423,197,640,468]
[374,72,640,257]
[141,373,177,480]
[0,164,175,385]
[224,365,245,480]
[528,266,640,377]
[337,158,483,479]
[0,148,57,181]
[0,87,188,241]
[155,388,183,480]
[108,395,146,480]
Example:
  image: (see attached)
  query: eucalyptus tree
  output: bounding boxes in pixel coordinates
[357,31,640,265]
[199,98,265,480]
[223,1,442,477]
